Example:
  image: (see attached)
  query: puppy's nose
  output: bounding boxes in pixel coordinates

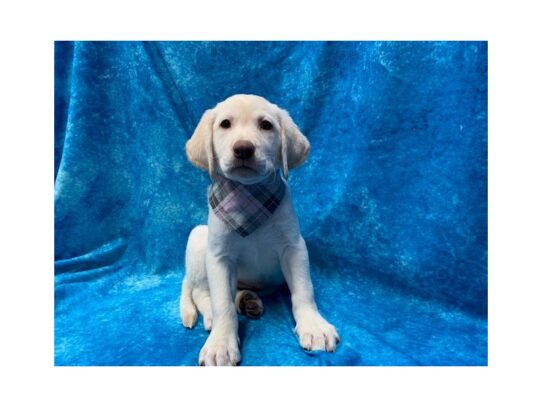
[233,140,255,160]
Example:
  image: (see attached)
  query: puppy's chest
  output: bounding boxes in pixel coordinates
[235,236,283,288]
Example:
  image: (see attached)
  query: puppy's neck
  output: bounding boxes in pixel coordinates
[209,171,286,237]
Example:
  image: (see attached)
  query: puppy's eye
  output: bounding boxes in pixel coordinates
[260,120,273,131]
[220,119,231,129]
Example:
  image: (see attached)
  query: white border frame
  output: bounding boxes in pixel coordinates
[1,1,541,405]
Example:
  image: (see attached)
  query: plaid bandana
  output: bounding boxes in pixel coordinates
[209,172,286,237]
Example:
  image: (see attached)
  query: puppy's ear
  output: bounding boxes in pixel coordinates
[279,109,310,179]
[186,109,216,177]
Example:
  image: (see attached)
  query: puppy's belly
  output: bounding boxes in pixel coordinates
[236,245,284,291]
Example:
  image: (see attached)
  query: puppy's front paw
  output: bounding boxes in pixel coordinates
[296,314,340,352]
[199,333,241,366]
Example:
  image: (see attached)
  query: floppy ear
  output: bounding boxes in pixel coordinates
[186,109,216,177]
[279,109,310,179]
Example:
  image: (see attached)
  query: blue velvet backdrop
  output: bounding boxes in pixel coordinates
[54,41,487,366]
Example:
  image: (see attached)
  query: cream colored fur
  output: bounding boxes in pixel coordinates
[181,94,338,366]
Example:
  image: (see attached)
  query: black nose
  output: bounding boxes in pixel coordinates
[233,140,255,160]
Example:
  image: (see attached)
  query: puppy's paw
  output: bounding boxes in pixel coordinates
[199,333,241,366]
[181,305,198,329]
[295,314,340,352]
[236,290,264,319]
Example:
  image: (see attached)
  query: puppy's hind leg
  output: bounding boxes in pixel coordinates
[235,290,264,319]
[180,225,209,329]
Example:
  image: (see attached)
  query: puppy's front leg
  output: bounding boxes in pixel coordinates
[199,252,240,366]
[279,237,339,352]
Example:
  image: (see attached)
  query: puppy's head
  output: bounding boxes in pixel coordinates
[186,94,310,184]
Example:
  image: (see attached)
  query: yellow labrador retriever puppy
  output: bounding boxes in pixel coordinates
[180,94,339,366]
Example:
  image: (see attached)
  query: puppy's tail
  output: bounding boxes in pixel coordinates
[180,277,198,329]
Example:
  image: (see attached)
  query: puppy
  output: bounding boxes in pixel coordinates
[180,94,339,366]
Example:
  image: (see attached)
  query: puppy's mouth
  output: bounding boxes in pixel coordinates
[231,164,258,176]
[222,160,270,184]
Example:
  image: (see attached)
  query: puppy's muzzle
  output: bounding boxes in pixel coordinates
[233,140,255,160]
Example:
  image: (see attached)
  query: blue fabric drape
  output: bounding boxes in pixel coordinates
[54,41,487,366]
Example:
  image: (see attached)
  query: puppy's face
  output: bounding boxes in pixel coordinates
[212,95,280,184]
[186,94,310,184]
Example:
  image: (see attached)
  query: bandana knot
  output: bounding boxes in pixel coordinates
[208,172,286,237]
